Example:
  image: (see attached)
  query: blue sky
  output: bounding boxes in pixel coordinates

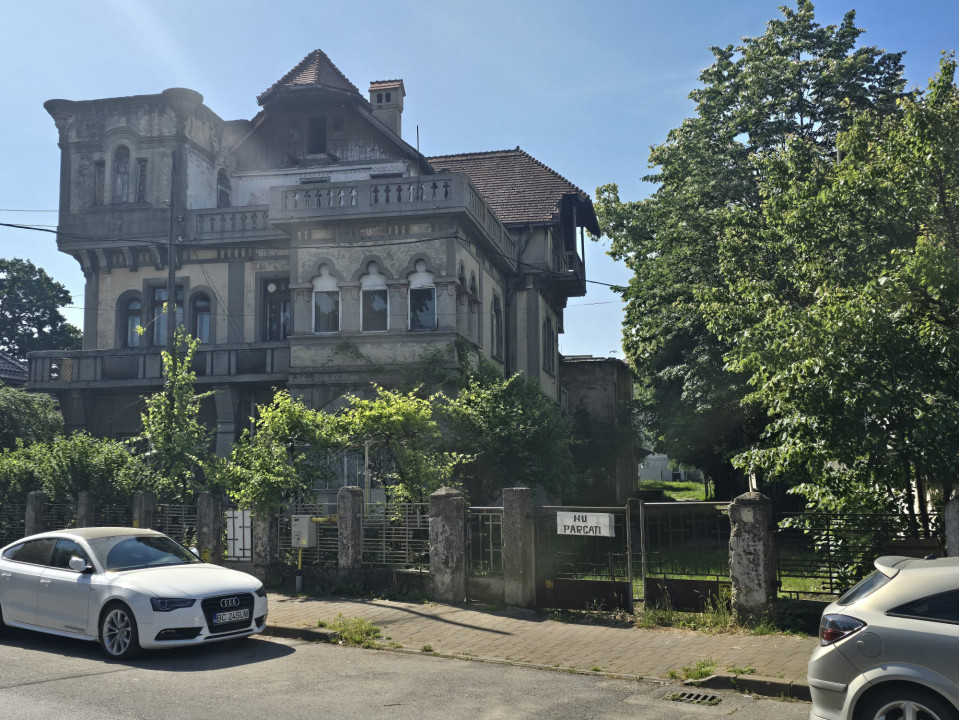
[1,0,956,358]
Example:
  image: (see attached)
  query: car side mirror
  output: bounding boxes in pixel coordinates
[69,555,92,573]
[189,546,201,559]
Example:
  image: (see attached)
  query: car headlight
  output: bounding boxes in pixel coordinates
[254,585,267,598]
[151,597,197,612]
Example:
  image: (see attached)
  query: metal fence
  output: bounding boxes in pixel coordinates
[534,505,632,582]
[225,508,253,562]
[42,503,77,531]
[276,505,338,567]
[467,507,503,576]
[0,503,24,547]
[94,504,133,527]
[639,501,731,581]
[153,504,198,546]
[777,511,940,597]
[361,502,430,570]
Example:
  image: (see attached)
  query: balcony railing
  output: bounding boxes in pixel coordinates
[186,205,286,244]
[27,343,291,389]
[269,174,517,271]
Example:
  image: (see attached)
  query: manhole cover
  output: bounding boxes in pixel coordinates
[669,691,721,706]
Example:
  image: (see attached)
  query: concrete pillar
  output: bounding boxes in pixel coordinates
[337,486,364,572]
[25,491,46,536]
[252,513,277,578]
[388,281,409,332]
[429,487,466,604]
[196,492,222,564]
[946,497,959,556]
[77,491,95,528]
[502,487,535,608]
[132,490,156,529]
[729,492,777,623]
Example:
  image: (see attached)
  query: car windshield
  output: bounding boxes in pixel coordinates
[87,534,201,571]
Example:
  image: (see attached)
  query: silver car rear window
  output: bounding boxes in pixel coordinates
[838,570,891,606]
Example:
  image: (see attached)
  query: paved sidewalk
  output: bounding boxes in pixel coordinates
[265,594,816,699]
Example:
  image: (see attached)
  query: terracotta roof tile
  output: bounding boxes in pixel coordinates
[427,148,590,226]
[258,50,361,106]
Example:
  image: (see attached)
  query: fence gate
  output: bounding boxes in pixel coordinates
[225,509,252,562]
[534,505,633,612]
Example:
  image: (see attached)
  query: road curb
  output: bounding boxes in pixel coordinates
[264,623,338,643]
[687,672,810,701]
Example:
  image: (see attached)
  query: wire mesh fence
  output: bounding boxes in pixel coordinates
[152,504,198,546]
[42,503,77,531]
[94,504,133,527]
[467,507,503,576]
[361,502,429,570]
[0,503,24,547]
[276,505,338,567]
[534,506,631,582]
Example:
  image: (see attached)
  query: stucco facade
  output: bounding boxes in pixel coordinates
[30,50,599,457]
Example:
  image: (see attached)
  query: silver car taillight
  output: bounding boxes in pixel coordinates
[819,613,866,646]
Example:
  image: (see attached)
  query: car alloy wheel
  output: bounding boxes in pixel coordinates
[100,603,141,660]
[860,688,959,720]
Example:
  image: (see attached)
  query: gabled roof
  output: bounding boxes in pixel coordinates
[428,148,600,233]
[0,351,27,386]
[257,49,362,106]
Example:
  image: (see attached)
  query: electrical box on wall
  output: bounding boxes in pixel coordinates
[291,515,317,548]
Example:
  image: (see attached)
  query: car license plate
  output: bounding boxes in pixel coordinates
[213,608,250,625]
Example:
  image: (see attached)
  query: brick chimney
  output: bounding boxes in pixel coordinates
[369,79,405,137]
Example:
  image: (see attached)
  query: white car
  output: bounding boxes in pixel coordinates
[808,555,959,720]
[0,527,268,659]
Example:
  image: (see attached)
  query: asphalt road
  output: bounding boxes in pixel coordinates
[0,627,811,719]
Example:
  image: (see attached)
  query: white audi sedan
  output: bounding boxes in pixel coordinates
[0,527,268,659]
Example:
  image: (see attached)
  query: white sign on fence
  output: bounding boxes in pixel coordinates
[556,511,614,537]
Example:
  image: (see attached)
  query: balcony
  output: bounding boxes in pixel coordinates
[27,343,291,392]
[553,250,587,297]
[186,205,287,245]
[268,174,517,272]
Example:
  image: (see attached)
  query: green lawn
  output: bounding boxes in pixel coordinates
[637,479,710,501]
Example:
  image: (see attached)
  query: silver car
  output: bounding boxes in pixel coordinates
[808,555,959,720]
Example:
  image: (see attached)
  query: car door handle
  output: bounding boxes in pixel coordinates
[0,572,10,581]
[39,579,51,585]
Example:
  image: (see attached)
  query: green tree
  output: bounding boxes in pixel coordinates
[136,327,213,501]
[220,390,342,515]
[338,385,466,503]
[445,371,574,504]
[725,59,959,534]
[594,1,906,498]
[0,385,63,450]
[0,258,81,361]
[0,432,152,505]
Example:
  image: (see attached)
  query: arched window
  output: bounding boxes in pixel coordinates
[491,295,503,359]
[113,146,130,203]
[122,297,141,348]
[217,169,231,208]
[312,265,340,333]
[408,260,436,331]
[542,316,556,374]
[361,262,389,332]
[457,262,466,287]
[151,285,183,347]
[191,293,211,343]
[469,272,477,297]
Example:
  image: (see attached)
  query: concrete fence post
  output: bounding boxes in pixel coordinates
[429,487,466,604]
[502,487,535,608]
[25,491,46,536]
[946,497,959,557]
[337,486,364,573]
[196,492,222,564]
[77,491,95,528]
[251,512,277,581]
[728,491,777,623]
[132,490,156,529]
